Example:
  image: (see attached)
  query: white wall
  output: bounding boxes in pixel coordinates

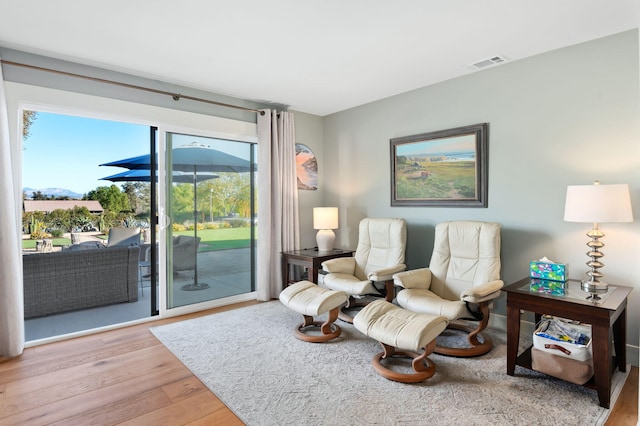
[317,30,640,360]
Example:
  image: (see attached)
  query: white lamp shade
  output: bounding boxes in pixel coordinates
[564,183,633,223]
[313,207,339,230]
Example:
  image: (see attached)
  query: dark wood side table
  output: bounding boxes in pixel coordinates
[503,277,632,408]
[281,249,354,287]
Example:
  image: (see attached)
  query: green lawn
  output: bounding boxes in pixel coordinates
[175,227,253,252]
[395,160,476,199]
[22,238,72,249]
[22,227,253,251]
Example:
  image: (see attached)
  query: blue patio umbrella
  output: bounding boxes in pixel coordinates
[99,154,156,170]
[100,169,219,183]
[100,142,253,291]
[100,142,253,173]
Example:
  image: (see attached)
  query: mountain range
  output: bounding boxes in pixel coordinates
[23,187,84,199]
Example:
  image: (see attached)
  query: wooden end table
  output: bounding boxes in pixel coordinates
[503,277,632,408]
[281,249,354,287]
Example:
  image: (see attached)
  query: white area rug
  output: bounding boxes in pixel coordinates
[150,301,628,426]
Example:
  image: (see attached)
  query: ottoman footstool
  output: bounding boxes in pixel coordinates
[354,299,448,383]
[279,280,348,343]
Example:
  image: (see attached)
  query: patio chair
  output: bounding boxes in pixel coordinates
[139,235,201,279]
[107,227,141,247]
[172,235,201,273]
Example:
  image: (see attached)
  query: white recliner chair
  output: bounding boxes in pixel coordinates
[393,220,503,357]
[322,217,407,323]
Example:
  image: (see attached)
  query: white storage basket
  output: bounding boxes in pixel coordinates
[533,318,592,362]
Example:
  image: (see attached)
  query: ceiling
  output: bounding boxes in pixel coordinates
[0,1,638,116]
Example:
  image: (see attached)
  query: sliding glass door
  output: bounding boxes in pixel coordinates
[164,132,257,309]
[21,110,157,340]
[19,106,258,342]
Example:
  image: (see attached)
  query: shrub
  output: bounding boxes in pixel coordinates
[172,223,186,232]
[226,219,249,228]
[49,228,64,238]
[29,218,47,240]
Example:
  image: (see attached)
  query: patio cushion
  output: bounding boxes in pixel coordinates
[64,241,106,251]
[107,227,141,247]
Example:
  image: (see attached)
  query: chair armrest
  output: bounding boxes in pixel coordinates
[368,264,406,281]
[392,268,432,289]
[322,257,356,274]
[461,279,504,303]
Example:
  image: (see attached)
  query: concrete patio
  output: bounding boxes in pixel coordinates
[25,247,254,341]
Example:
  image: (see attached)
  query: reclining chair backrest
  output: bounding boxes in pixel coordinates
[428,221,501,301]
[353,218,407,281]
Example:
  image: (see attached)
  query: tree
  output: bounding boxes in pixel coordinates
[86,185,130,213]
[207,173,250,218]
[47,208,71,231]
[170,183,195,224]
[122,182,150,215]
[32,190,47,200]
[22,110,38,142]
[69,206,97,231]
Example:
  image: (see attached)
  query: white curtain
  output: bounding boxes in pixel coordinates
[257,110,299,301]
[0,58,25,357]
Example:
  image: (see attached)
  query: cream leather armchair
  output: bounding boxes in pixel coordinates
[393,220,503,357]
[322,217,407,323]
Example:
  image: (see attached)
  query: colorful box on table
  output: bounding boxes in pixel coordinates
[529,261,568,282]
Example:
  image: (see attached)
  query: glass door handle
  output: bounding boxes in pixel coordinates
[158,207,171,231]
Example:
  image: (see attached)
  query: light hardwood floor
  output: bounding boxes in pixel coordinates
[1,301,637,425]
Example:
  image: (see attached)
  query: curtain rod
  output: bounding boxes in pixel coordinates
[0,59,265,115]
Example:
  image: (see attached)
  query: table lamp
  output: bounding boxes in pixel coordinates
[563,181,633,299]
[313,207,338,252]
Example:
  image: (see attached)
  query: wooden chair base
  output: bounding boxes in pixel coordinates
[338,301,366,324]
[372,342,436,383]
[434,322,493,357]
[293,308,342,343]
[339,281,396,324]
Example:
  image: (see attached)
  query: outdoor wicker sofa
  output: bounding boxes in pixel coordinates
[23,245,140,319]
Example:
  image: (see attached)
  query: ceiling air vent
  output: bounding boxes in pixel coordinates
[469,55,509,70]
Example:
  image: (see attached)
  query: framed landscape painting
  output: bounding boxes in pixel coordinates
[390,123,488,207]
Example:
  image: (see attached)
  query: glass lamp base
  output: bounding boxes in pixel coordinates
[581,280,608,301]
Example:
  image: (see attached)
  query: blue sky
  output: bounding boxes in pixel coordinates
[23,111,253,196]
[23,112,149,195]
[395,134,475,156]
